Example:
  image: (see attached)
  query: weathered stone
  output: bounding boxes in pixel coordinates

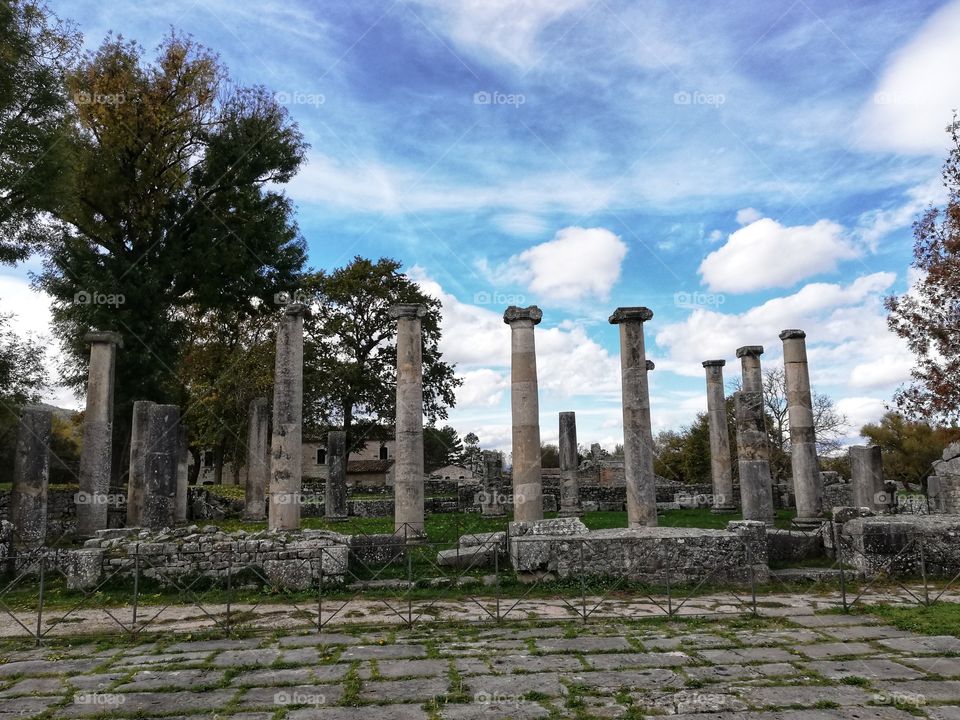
[391,304,427,537]
[140,404,181,530]
[61,548,104,590]
[780,330,823,526]
[702,360,735,513]
[262,559,312,591]
[126,400,154,527]
[850,445,885,512]
[175,424,189,523]
[244,397,269,520]
[504,306,544,522]
[479,450,506,517]
[734,345,774,525]
[325,430,348,520]
[436,545,497,569]
[10,406,52,547]
[558,412,582,516]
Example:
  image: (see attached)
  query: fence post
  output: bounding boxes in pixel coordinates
[834,522,848,612]
[494,545,501,623]
[918,533,930,607]
[580,540,587,624]
[35,550,46,647]
[132,545,140,632]
[406,539,413,627]
[665,543,673,618]
[747,544,758,618]
[225,546,233,636]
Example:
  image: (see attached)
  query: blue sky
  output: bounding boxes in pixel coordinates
[4,0,960,452]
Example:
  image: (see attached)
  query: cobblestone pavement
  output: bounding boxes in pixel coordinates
[1,608,959,719]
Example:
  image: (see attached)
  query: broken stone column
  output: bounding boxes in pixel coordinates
[780,329,823,527]
[76,331,122,538]
[558,412,582,517]
[125,400,154,527]
[268,304,307,531]
[390,304,427,538]
[850,445,884,512]
[10,407,52,547]
[480,450,506,517]
[735,346,774,525]
[140,404,181,529]
[702,360,736,513]
[610,307,657,528]
[175,425,189,523]
[325,430,348,520]
[244,397,269,520]
[504,305,545,523]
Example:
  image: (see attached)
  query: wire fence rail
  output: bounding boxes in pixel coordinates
[1,525,959,645]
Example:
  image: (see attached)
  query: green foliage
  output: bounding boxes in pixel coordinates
[654,410,723,484]
[0,312,48,479]
[860,411,960,487]
[862,601,960,637]
[423,425,464,471]
[540,442,559,468]
[0,0,80,264]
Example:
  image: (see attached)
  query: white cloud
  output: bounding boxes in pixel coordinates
[456,368,509,408]
[504,226,629,304]
[855,177,947,249]
[836,396,889,438]
[699,218,861,293]
[856,0,960,154]
[735,207,762,225]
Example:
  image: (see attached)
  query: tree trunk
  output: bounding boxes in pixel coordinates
[189,446,201,485]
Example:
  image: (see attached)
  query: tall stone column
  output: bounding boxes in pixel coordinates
[175,425,189,522]
[76,331,122,538]
[125,400,154,527]
[504,306,544,523]
[850,445,884,511]
[780,329,823,527]
[480,450,506,517]
[702,360,736,513]
[325,430,348,520]
[10,407,52,547]
[140,404,181,529]
[268,304,307,531]
[391,304,427,538]
[244,397,269,520]
[610,307,657,528]
[558,412,582,517]
[735,346,774,525]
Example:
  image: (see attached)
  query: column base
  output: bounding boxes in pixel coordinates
[791,516,826,530]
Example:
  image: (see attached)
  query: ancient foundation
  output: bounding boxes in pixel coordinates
[390,304,427,538]
[780,330,822,527]
[244,397,269,520]
[558,412,582,517]
[735,346,774,525]
[268,304,307,531]
[76,331,121,538]
[325,430,348,520]
[504,306,544,523]
[849,445,884,512]
[702,360,735,513]
[610,307,657,527]
[10,406,52,547]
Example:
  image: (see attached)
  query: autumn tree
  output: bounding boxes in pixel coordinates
[302,257,461,454]
[861,411,960,489]
[886,114,960,422]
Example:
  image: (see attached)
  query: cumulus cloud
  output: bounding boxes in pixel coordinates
[699,218,861,293]
[503,226,629,304]
[855,177,947,250]
[856,0,960,155]
[735,207,762,225]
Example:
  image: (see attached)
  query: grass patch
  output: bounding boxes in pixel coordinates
[860,601,960,636]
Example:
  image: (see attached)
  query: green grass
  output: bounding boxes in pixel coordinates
[859,601,960,637]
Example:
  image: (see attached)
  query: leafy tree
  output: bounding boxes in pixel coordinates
[653,412,714,484]
[0,311,48,480]
[49,411,81,484]
[462,432,480,474]
[540,443,559,468]
[423,424,463,472]
[0,0,79,264]
[886,115,960,423]
[860,411,960,489]
[35,33,307,480]
[302,257,461,453]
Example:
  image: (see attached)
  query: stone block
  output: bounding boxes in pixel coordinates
[436,545,497,569]
[349,533,406,568]
[262,559,312,590]
[61,549,104,590]
[943,442,960,462]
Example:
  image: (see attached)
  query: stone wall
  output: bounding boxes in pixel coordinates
[766,528,826,563]
[841,514,960,577]
[0,487,125,542]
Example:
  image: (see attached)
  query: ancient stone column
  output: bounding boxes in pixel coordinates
[244,397,269,520]
[10,407,52,547]
[175,425,189,523]
[125,400,154,527]
[610,307,657,528]
[76,331,122,538]
[480,450,506,517]
[558,412,582,517]
[268,304,307,531]
[702,360,736,513]
[391,303,427,538]
[850,445,884,511]
[325,430,348,520]
[504,305,544,522]
[735,346,774,525]
[780,330,823,527]
[140,404,181,529]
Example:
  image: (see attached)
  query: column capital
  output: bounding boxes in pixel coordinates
[283,302,311,318]
[702,359,726,368]
[779,328,806,340]
[83,330,123,348]
[736,345,764,358]
[609,307,653,324]
[646,360,655,371]
[503,305,542,325]
[389,303,426,320]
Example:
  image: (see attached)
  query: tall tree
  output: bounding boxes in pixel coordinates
[423,425,463,472]
[861,411,960,489]
[302,257,461,453]
[35,34,307,479]
[0,311,48,480]
[0,0,79,264]
[886,115,960,423]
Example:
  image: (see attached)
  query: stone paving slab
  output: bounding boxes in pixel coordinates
[901,655,960,677]
[794,641,876,659]
[802,658,925,680]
